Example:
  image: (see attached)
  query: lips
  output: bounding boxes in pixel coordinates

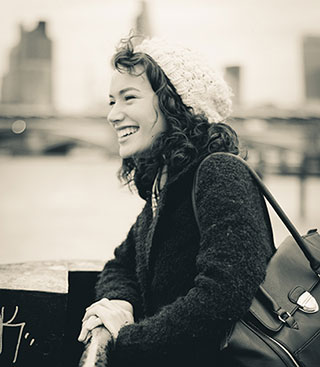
[117,126,139,139]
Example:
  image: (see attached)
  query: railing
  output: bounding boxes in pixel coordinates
[79,326,112,367]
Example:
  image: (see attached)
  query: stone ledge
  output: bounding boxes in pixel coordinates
[0,260,104,293]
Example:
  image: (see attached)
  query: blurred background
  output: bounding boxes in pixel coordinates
[0,0,319,265]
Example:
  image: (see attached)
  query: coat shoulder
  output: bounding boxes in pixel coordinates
[197,153,250,177]
[195,153,255,194]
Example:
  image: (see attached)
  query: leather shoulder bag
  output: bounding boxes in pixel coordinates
[192,152,320,367]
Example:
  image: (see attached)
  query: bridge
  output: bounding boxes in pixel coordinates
[1,110,319,179]
[0,111,319,164]
[0,115,118,156]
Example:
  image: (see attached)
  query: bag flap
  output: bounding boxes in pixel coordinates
[249,231,320,332]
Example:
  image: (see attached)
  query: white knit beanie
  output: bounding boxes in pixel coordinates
[135,38,233,123]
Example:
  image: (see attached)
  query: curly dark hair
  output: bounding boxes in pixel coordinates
[110,36,240,199]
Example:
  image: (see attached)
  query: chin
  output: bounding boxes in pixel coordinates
[119,147,135,159]
[119,145,149,159]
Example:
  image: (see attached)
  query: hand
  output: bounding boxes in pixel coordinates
[78,298,134,343]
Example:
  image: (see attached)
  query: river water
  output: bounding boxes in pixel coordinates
[1,155,319,265]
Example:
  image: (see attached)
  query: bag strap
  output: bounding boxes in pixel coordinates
[192,152,320,274]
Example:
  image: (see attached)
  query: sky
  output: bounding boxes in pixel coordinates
[0,0,320,113]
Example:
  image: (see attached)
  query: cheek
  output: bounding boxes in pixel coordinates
[134,98,165,136]
[130,103,154,125]
[140,110,159,132]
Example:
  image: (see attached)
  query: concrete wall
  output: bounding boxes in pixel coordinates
[0,260,103,367]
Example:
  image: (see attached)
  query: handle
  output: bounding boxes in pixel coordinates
[192,152,320,274]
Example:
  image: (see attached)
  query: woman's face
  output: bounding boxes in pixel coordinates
[108,66,166,159]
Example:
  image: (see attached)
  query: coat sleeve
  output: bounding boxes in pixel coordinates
[95,220,143,319]
[110,154,274,365]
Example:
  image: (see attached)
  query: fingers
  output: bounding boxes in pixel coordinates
[83,305,134,339]
[87,297,110,310]
[78,315,103,343]
[79,298,134,343]
[82,298,131,323]
[82,298,113,322]
[86,305,132,335]
[83,304,114,325]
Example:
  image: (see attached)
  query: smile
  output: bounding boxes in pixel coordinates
[117,126,139,139]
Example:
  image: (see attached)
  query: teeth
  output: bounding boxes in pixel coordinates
[118,126,139,139]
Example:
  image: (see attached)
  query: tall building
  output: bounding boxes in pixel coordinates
[303,36,320,103]
[225,66,241,106]
[132,0,152,47]
[1,21,54,114]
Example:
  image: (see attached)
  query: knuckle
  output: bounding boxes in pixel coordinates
[82,323,90,332]
[100,298,109,306]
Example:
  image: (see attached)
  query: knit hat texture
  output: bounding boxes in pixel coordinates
[135,38,233,123]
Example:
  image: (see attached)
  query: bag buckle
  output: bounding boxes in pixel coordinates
[297,291,319,313]
[278,311,292,323]
[277,310,299,329]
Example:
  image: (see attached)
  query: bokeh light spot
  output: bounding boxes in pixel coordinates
[12,120,27,134]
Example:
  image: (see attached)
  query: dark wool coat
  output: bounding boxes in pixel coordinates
[95,153,276,367]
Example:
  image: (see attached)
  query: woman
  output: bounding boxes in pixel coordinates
[78,36,275,366]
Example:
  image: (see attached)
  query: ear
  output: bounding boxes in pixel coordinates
[167,96,176,110]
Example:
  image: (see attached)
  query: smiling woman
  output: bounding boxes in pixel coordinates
[78,35,276,367]
[108,68,166,159]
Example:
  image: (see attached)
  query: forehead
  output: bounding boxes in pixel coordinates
[109,68,153,96]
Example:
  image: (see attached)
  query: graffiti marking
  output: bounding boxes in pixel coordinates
[0,306,35,364]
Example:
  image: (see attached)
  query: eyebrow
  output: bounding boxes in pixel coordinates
[109,87,140,98]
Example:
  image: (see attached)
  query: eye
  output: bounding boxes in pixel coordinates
[109,100,115,106]
[124,95,136,102]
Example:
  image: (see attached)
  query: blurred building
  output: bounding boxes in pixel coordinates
[132,0,152,46]
[135,1,151,35]
[0,21,54,115]
[303,36,320,104]
[225,66,241,106]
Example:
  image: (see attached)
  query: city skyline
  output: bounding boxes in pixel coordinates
[0,0,320,114]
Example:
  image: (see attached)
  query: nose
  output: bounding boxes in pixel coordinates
[107,103,125,125]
